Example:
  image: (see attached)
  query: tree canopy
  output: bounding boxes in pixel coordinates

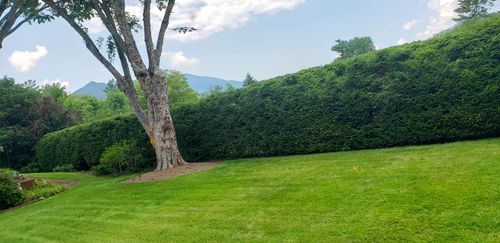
[0,0,53,49]
[331,37,376,59]
[454,0,497,22]
[243,73,258,87]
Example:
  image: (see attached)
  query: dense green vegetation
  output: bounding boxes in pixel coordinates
[36,14,500,167]
[331,36,376,59]
[1,139,499,241]
[0,169,65,210]
[176,13,500,161]
[0,169,23,210]
[36,115,153,172]
[1,70,198,172]
[0,78,79,170]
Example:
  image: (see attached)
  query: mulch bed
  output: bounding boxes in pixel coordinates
[124,162,219,183]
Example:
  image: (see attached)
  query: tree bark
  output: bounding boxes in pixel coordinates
[146,72,186,170]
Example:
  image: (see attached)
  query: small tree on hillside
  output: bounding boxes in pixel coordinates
[454,0,496,22]
[0,0,53,49]
[243,73,258,87]
[331,37,375,59]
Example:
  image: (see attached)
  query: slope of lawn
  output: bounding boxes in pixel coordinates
[1,138,499,242]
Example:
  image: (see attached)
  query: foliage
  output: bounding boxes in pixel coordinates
[52,163,75,172]
[243,73,258,87]
[0,169,23,210]
[36,115,155,171]
[0,0,54,49]
[35,14,500,167]
[2,139,500,241]
[0,77,78,169]
[63,70,198,123]
[97,140,148,176]
[175,14,500,161]
[331,36,375,59]
[454,0,496,22]
[165,70,199,109]
[22,180,65,201]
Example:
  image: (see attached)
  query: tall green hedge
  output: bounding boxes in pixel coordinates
[36,14,500,169]
[35,115,154,171]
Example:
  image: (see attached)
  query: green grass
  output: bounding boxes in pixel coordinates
[1,139,499,242]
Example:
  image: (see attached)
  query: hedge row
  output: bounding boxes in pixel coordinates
[35,115,154,171]
[36,14,500,169]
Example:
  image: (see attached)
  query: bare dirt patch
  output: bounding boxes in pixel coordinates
[49,179,78,188]
[124,162,219,183]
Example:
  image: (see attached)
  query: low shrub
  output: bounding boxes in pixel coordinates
[36,115,155,171]
[52,164,75,172]
[22,180,65,201]
[19,163,40,173]
[0,169,23,210]
[97,140,151,176]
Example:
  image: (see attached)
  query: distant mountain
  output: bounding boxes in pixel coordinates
[184,73,243,93]
[72,81,107,99]
[72,74,243,99]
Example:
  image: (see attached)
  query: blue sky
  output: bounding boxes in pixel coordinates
[0,0,498,92]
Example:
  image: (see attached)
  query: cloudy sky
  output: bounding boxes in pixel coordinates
[0,0,499,91]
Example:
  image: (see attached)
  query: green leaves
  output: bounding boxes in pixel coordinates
[331,37,376,59]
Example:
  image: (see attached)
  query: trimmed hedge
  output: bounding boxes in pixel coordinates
[35,115,154,171]
[36,14,500,168]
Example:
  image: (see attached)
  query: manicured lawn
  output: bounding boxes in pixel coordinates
[1,139,499,242]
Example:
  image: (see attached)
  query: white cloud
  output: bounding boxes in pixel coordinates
[403,19,420,30]
[84,18,106,34]
[41,79,70,89]
[126,0,305,42]
[417,0,458,40]
[163,51,200,71]
[8,45,48,72]
[398,38,408,45]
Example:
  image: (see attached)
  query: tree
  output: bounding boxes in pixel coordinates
[331,37,376,59]
[243,73,258,87]
[41,83,67,102]
[0,77,77,169]
[454,0,496,22]
[41,0,194,170]
[0,0,53,49]
[165,70,198,109]
[104,79,119,93]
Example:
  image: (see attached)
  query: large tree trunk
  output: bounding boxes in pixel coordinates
[146,72,186,170]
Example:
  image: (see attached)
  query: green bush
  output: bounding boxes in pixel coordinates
[0,169,23,210]
[35,14,500,168]
[19,163,40,173]
[22,180,65,201]
[97,140,150,176]
[36,115,155,171]
[52,164,75,172]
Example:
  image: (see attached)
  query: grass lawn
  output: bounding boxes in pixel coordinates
[0,138,499,242]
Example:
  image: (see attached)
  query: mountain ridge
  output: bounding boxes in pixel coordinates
[73,74,243,99]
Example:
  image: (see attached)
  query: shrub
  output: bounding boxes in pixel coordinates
[36,115,155,171]
[97,140,150,176]
[22,180,65,201]
[19,163,41,173]
[52,164,75,172]
[0,169,24,210]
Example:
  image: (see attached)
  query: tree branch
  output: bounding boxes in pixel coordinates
[143,0,155,73]
[0,0,8,19]
[110,0,147,77]
[155,0,175,65]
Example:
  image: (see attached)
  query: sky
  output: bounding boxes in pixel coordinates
[0,0,499,92]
